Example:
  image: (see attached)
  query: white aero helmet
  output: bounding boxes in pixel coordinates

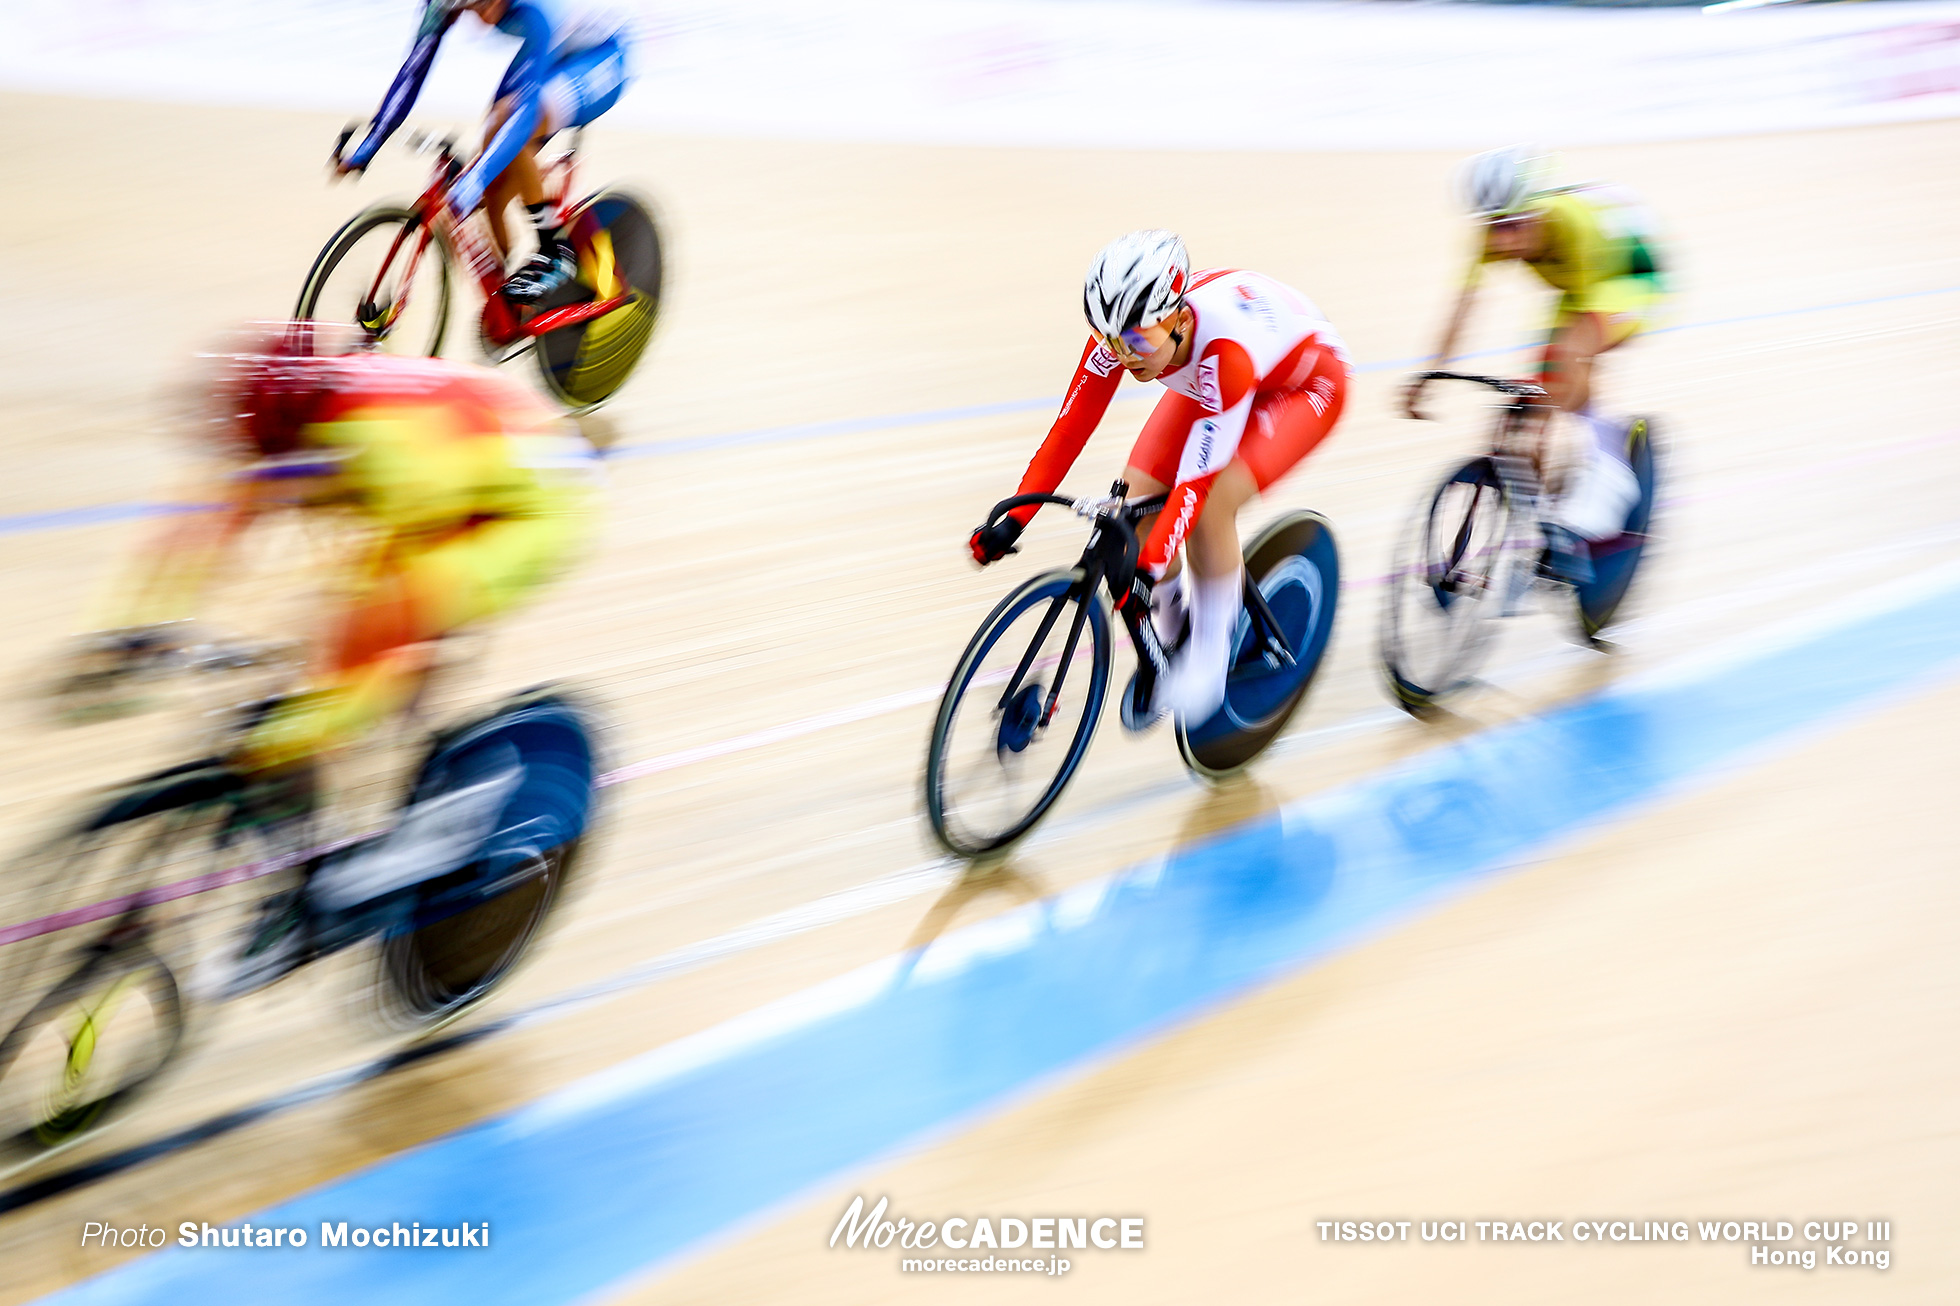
[1459,145,1548,220]
[1083,229,1190,340]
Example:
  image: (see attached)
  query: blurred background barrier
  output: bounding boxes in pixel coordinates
[3,0,1959,148]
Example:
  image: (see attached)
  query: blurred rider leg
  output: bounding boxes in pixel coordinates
[1120,369,1346,719]
[474,32,630,304]
[1534,305,1642,583]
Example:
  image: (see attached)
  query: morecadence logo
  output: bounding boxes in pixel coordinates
[830,1194,1143,1277]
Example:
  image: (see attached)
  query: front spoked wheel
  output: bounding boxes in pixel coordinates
[925,569,1112,858]
[1381,457,1525,714]
[0,764,267,1174]
[0,944,183,1172]
[296,204,453,356]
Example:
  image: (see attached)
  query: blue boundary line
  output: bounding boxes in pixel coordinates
[5,285,1954,539]
[0,502,203,538]
[43,560,1960,1306]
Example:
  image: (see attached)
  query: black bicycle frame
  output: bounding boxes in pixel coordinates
[979,479,1301,727]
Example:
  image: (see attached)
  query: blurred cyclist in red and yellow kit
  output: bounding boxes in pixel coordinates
[970,230,1350,723]
[100,325,595,982]
[114,327,595,771]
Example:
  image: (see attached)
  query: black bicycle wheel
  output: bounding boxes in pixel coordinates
[0,943,183,1171]
[534,190,663,410]
[1380,456,1523,714]
[926,569,1112,858]
[1177,511,1341,778]
[296,204,453,357]
[378,842,575,1028]
[1575,417,1660,640]
[374,688,598,1029]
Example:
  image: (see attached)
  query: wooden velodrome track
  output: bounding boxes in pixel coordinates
[1,90,1957,1302]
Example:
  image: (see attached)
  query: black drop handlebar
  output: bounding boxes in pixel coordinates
[405,128,461,162]
[983,492,1074,527]
[983,489,1170,544]
[983,485,1169,596]
[1417,370,1548,401]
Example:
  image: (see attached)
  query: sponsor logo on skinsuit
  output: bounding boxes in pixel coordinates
[1194,356,1221,410]
[1164,484,1200,558]
[1232,282,1277,329]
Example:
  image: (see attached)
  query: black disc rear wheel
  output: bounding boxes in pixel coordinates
[1177,510,1341,778]
[1574,417,1660,640]
[380,843,577,1031]
[534,191,663,411]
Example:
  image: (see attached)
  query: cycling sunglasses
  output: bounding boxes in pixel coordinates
[1102,325,1163,362]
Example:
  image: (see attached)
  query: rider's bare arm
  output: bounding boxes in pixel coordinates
[1408,219,1507,419]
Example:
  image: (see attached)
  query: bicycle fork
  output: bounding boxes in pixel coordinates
[1490,454,1544,617]
[994,576,1098,741]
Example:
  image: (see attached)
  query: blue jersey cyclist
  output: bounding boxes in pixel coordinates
[338,0,631,306]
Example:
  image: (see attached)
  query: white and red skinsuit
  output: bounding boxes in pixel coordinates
[1009,268,1352,578]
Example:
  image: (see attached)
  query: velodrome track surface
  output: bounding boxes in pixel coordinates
[0,91,1956,1302]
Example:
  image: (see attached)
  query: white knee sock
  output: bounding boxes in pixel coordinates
[1190,568,1242,661]
[1552,408,1639,541]
[1151,569,1188,646]
[1160,565,1241,720]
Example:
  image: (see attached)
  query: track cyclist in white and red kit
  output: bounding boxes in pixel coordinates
[970,230,1350,724]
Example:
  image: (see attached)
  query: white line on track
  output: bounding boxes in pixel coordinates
[593,424,1960,788]
[193,539,1960,1124]
[17,513,1958,1205]
[550,506,1960,1008]
[598,685,944,786]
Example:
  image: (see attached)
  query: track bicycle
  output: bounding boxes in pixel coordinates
[1380,371,1658,714]
[299,125,662,411]
[924,482,1341,858]
[0,685,599,1177]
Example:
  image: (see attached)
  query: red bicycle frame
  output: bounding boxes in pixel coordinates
[364,135,632,350]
